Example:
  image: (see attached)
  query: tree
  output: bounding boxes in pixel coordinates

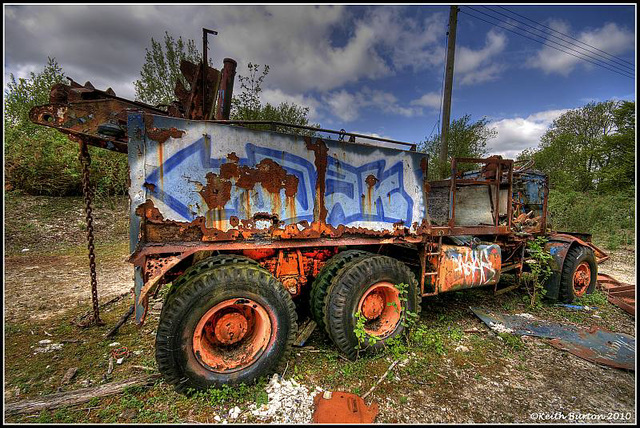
[419,115,496,179]
[5,57,66,127]
[230,63,319,135]
[5,58,128,196]
[596,101,635,194]
[527,100,626,192]
[133,32,200,107]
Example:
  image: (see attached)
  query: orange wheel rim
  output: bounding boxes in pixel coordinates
[572,262,591,297]
[357,281,402,338]
[192,298,272,373]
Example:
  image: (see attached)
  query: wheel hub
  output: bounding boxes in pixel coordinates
[193,298,272,373]
[357,281,402,338]
[214,312,248,345]
[573,262,591,296]
[362,292,385,320]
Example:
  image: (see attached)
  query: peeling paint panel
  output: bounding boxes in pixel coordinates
[128,113,428,241]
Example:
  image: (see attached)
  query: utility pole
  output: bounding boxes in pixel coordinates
[440,5,458,179]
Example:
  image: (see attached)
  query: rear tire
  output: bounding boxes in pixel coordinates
[156,263,296,393]
[309,249,373,333]
[558,245,597,303]
[323,255,420,359]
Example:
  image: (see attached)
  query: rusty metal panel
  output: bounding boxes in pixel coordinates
[437,244,501,292]
[453,186,494,226]
[127,113,428,244]
[470,308,635,370]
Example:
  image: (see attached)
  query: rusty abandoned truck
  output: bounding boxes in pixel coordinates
[29,52,608,393]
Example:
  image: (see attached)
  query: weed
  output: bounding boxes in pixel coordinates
[36,410,53,423]
[410,326,446,355]
[576,289,609,307]
[255,390,269,406]
[353,311,379,353]
[522,237,553,308]
[498,333,524,352]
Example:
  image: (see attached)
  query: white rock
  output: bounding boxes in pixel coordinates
[455,345,470,352]
[116,357,124,364]
[39,339,52,345]
[22,248,30,252]
[108,342,120,347]
[228,406,241,419]
[248,374,320,423]
[214,415,221,422]
[515,313,535,319]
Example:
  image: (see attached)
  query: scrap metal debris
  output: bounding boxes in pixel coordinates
[470,307,635,370]
[312,391,379,424]
[597,273,635,317]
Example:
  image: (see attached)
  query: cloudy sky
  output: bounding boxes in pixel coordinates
[4,4,636,158]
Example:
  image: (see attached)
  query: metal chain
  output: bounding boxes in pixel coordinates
[79,141,103,326]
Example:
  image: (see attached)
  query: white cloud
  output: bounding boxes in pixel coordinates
[456,29,507,85]
[260,88,322,122]
[487,108,568,158]
[5,5,451,101]
[322,87,423,122]
[410,91,441,109]
[527,21,635,76]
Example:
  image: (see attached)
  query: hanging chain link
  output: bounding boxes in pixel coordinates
[78,140,103,326]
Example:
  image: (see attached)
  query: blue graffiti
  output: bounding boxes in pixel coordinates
[144,135,414,226]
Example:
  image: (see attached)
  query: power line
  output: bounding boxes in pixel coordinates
[497,5,635,68]
[466,6,634,77]
[459,8,634,80]
[481,5,634,73]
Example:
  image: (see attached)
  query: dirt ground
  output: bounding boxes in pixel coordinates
[3,195,636,424]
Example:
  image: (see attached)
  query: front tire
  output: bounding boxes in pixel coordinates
[155,263,297,393]
[559,245,597,303]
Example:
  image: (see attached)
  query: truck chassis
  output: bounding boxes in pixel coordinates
[30,55,608,392]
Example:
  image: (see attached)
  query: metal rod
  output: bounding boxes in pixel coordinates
[202,28,218,121]
[205,120,417,149]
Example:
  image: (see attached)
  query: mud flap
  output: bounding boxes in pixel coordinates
[543,241,570,301]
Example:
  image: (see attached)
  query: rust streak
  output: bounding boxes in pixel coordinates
[305,137,329,223]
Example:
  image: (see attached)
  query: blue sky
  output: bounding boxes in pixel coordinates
[4,4,636,158]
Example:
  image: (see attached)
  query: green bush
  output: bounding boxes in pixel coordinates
[547,189,634,249]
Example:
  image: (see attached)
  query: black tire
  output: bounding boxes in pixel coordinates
[558,245,597,303]
[155,263,297,393]
[161,254,259,311]
[309,249,373,332]
[323,255,420,360]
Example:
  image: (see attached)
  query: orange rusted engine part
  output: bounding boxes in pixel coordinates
[437,244,501,292]
[246,248,335,296]
[312,391,379,423]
